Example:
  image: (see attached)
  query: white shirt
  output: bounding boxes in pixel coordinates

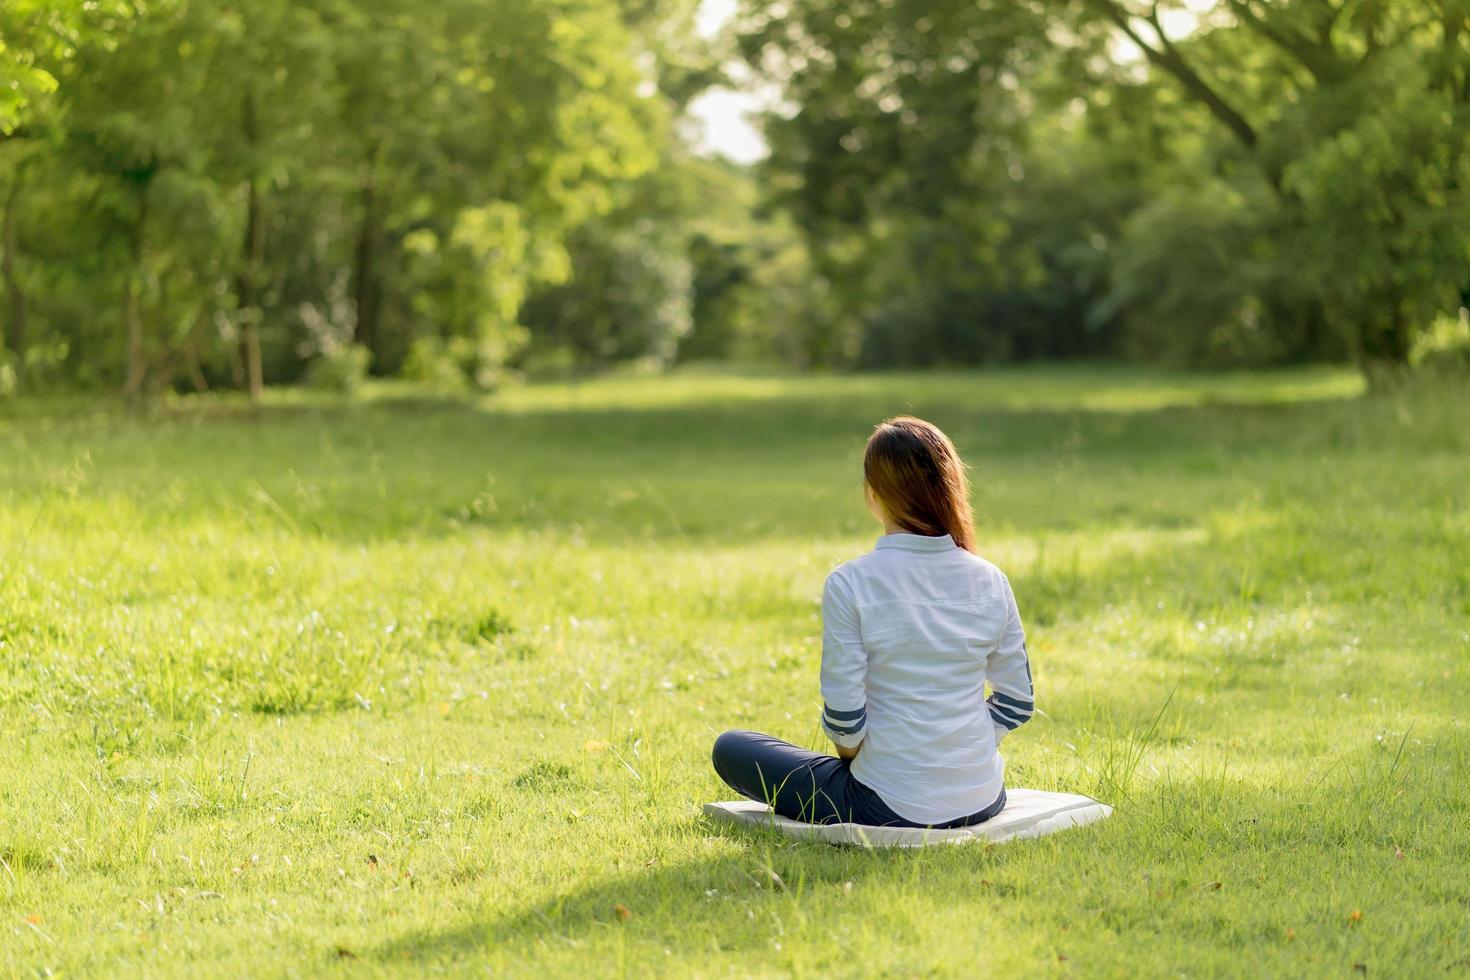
[820,532,1034,825]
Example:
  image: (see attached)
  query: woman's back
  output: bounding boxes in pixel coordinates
[822,532,1032,825]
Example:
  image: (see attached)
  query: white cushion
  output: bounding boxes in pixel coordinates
[703,789,1111,848]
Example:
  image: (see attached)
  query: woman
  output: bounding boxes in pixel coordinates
[711,416,1034,828]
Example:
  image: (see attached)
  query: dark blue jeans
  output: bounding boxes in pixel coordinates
[711,730,1007,828]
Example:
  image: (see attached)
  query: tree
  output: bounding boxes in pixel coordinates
[317,0,662,376]
[737,0,1470,372]
[0,1,133,134]
[3,0,670,394]
[736,0,1053,366]
[188,1,337,401]
[1063,0,1470,369]
[1284,66,1470,369]
[1,0,132,387]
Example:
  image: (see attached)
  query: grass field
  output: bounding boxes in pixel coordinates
[2,365,1468,977]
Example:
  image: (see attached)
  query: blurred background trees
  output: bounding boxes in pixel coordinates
[1,0,1467,397]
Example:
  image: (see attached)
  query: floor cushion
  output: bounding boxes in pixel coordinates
[703,789,1111,848]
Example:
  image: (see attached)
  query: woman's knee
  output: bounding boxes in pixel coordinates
[708,731,764,787]
[711,729,755,776]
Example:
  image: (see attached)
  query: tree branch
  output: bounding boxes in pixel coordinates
[1426,0,1470,102]
[1358,7,1441,71]
[1222,0,1347,83]
[1317,0,1347,46]
[1086,0,1258,149]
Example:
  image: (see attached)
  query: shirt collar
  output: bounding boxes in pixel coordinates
[875,532,956,553]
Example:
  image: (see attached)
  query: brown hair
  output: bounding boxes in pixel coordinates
[863,416,976,552]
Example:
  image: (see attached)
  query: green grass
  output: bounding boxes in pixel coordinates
[2,364,1468,977]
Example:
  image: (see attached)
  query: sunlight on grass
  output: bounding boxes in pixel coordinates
[0,367,1465,976]
[482,364,1364,415]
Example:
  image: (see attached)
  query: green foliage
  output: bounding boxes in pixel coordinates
[0,0,131,132]
[0,348,16,397]
[1,0,671,394]
[738,0,1053,366]
[4,0,1470,389]
[1413,311,1470,373]
[400,335,510,392]
[402,337,473,391]
[1108,178,1289,367]
[520,212,693,370]
[664,156,834,367]
[737,0,1470,370]
[1283,62,1470,366]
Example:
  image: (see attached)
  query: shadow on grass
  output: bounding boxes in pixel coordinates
[372,728,1470,966]
[370,815,997,964]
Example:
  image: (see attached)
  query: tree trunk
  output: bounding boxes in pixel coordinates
[1301,298,1332,362]
[1085,0,1258,150]
[184,315,210,394]
[1,164,25,383]
[1385,296,1411,365]
[237,92,266,404]
[1357,293,1414,387]
[352,161,382,362]
[238,176,266,402]
[121,186,150,398]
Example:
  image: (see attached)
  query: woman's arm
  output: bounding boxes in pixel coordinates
[819,570,869,756]
[985,577,1035,742]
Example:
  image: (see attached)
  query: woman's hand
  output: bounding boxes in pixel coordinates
[835,742,860,761]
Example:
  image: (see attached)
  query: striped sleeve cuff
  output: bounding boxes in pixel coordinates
[821,703,867,747]
[986,690,1034,733]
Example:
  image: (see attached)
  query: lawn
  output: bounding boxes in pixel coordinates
[1,365,1467,977]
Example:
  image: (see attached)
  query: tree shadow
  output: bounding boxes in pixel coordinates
[370,813,1006,964]
[371,723,1469,968]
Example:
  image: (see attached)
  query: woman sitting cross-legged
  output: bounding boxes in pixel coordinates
[712,416,1035,829]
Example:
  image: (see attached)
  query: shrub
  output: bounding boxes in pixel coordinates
[304,344,372,395]
[1107,179,1292,368]
[403,337,470,391]
[0,352,16,399]
[1412,311,1470,374]
[402,336,514,393]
